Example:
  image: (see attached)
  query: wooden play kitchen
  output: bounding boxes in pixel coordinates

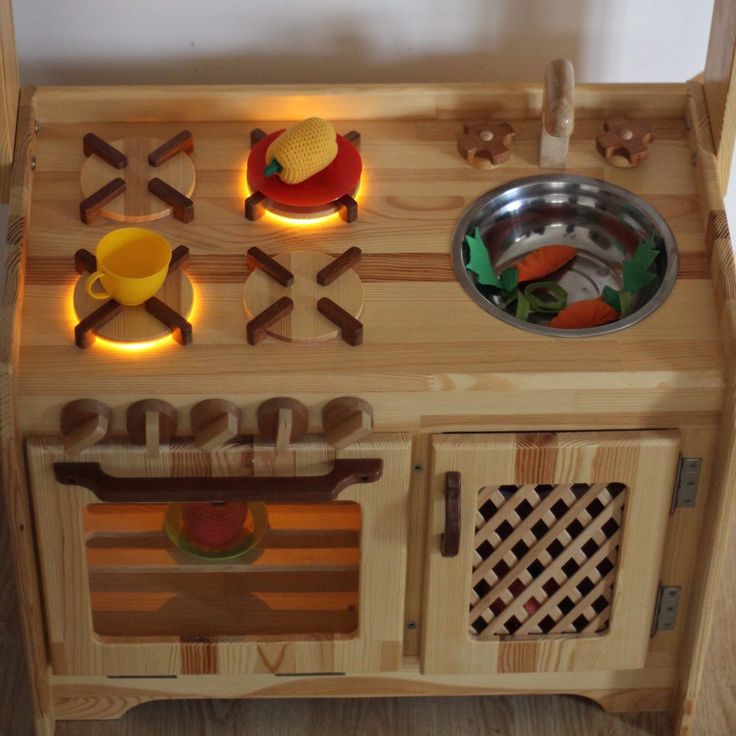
[2,3,736,735]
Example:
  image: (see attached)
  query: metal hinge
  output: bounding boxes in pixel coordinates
[651,585,681,636]
[671,456,701,512]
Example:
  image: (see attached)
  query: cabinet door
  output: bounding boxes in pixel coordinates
[422,431,679,674]
[28,435,411,676]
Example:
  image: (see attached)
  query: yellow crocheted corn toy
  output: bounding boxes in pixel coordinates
[264,117,338,184]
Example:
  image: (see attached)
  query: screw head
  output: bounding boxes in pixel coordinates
[31,156,36,170]
[479,130,494,142]
[620,129,634,141]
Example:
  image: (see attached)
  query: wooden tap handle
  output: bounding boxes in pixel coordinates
[441,471,461,558]
[543,59,575,137]
[127,399,178,459]
[60,399,112,456]
[322,397,373,450]
[257,397,309,450]
[191,399,240,452]
[52,458,383,503]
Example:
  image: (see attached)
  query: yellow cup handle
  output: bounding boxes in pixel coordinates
[85,271,112,300]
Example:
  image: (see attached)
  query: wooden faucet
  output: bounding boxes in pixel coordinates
[539,59,575,168]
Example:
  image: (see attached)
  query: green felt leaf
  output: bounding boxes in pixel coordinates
[619,290,632,318]
[465,227,500,287]
[524,281,567,313]
[622,260,657,293]
[622,236,659,293]
[500,267,519,293]
[602,286,621,312]
[515,291,531,321]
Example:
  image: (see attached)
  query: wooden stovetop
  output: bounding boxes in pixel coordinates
[15,86,725,434]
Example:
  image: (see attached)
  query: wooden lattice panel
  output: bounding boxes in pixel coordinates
[469,482,627,639]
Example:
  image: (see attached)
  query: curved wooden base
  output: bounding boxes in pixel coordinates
[51,671,674,721]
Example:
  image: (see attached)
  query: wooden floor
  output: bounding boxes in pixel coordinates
[1,482,734,735]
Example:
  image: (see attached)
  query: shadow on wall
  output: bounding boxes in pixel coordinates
[20,0,593,86]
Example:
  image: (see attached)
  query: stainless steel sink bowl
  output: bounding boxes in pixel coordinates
[452,175,679,337]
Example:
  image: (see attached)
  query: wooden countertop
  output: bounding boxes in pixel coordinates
[14,85,725,433]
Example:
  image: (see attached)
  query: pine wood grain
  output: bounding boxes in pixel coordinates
[0,0,18,202]
[704,0,736,192]
[11,88,726,434]
[80,136,195,223]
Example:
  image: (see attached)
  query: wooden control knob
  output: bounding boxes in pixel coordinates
[60,399,112,456]
[323,397,373,450]
[191,399,240,452]
[257,397,309,452]
[127,399,178,459]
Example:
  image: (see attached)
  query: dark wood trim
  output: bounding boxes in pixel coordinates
[148,177,194,223]
[53,458,384,503]
[79,177,126,224]
[74,299,124,348]
[145,297,193,345]
[317,297,363,345]
[317,246,362,286]
[336,193,358,223]
[244,190,268,220]
[343,130,361,148]
[441,471,461,558]
[247,296,293,345]
[148,130,194,167]
[74,249,97,274]
[83,133,127,169]
[246,246,294,286]
[250,128,268,148]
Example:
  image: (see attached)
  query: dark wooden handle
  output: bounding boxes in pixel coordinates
[246,247,294,286]
[53,458,383,503]
[83,133,128,169]
[148,130,194,167]
[316,246,362,286]
[247,296,294,345]
[441,471,461,557]
[79,177,126,224]
[148,178,195,223]
[317,297,363,346]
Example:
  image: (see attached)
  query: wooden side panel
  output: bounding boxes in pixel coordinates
[422,431,680,675]
[27,435,411,677]
[0,0,18,201]
[0,85,53,736]
[704,0,736,192]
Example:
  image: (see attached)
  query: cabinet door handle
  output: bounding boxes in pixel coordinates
[441,471,461,557]
[53,459,382,504]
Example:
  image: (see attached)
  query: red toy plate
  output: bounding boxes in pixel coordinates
[247,130,362,207]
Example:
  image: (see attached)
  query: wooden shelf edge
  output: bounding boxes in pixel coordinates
[32,82,688,125]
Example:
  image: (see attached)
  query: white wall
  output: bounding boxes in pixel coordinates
[11,0,735,209]
[12,0,715,86]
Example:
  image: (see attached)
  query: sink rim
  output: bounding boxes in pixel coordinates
[451,174,680,338]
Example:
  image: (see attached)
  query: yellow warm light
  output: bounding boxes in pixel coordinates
[241,161,364,229]
[69,280,199,354]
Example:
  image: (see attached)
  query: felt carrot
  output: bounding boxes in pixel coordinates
[512,245,577,282]
[548,297,619,329]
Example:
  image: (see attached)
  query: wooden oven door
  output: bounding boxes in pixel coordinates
[27,434,411,676]
[422,431,680,674]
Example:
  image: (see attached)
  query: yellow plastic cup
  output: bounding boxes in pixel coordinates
[85,228,172,306]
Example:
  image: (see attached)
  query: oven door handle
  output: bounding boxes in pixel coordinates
[52,459,383,503]
[441,471,461,557]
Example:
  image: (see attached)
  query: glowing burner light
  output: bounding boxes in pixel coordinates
[71,246,195,349]
[244,127,362,223]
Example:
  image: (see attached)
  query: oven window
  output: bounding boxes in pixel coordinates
[83,502,361,639]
